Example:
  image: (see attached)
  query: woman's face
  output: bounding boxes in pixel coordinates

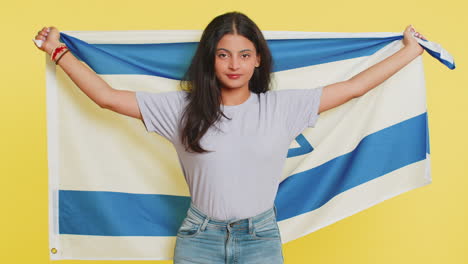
[214,34,261,92]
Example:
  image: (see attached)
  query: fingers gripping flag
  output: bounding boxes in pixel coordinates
[46,29,454,260]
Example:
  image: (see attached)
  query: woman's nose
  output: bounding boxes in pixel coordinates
[229,57,240,70]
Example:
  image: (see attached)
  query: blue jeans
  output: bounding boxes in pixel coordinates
[173,202,284,264]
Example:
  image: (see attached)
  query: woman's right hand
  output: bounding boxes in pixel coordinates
[33,26,61,55]
[32,26,142,120]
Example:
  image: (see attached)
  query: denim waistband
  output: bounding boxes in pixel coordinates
[186,202,278,232]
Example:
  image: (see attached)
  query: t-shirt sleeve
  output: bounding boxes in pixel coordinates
[278,86,323,140]
[135,90,186,142]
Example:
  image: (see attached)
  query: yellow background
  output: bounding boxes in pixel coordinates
[1,0,467,263]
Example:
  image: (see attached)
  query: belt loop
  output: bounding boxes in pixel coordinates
[248,217,253,234]
[200,217,209,231]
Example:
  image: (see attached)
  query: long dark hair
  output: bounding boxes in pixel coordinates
[179,11,273,153]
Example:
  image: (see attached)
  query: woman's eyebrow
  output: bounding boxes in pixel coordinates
[216,48,253,53]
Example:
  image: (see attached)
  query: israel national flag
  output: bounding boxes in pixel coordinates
[46,29,454,260]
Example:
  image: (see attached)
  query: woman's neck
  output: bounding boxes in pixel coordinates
[220,87,251,106]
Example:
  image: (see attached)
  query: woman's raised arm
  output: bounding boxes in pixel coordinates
[33,26,142,120]
[318,25,426,114]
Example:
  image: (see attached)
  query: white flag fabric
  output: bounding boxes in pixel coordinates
[46,29,454,260]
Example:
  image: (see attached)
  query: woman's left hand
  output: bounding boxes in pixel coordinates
[403,25,426,56]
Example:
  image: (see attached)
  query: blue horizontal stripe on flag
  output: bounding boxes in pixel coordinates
[59,191,190,236]
[59,32,401,79]
[59,112,428,236]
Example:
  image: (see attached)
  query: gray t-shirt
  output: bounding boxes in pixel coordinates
[135,86,323,221]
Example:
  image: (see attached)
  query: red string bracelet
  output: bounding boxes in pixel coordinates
[55,49,70,65]
[50,43,68,62]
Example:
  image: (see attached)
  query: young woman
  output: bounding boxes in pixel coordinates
[34,11,426,264]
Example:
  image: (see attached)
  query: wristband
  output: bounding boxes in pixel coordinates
[55,49,70,65]
[50,43,69,62]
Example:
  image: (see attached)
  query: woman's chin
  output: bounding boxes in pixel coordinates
[219,81,248,91]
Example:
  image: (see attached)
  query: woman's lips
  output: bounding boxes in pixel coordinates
[226,74,241,79]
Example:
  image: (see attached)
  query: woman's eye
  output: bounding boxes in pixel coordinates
[218,53,227,58]
[242,54,250,58]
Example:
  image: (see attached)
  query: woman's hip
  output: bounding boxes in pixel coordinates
[173,202,284,263]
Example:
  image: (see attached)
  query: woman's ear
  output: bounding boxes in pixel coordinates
[256,54,261,67]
